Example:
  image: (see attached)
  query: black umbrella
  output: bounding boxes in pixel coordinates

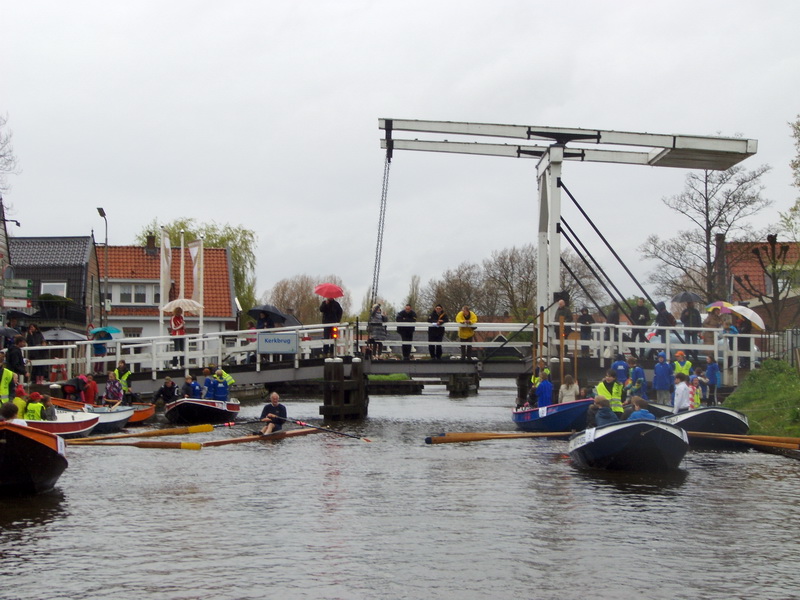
[671,291,703,303]
[247,304,302,327]
[0,326,20,339]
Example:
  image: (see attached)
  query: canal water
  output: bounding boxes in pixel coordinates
[2,381,799,600]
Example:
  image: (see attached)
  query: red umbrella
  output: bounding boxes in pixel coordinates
[314,283,344,299]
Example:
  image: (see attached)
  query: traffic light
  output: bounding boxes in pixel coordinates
[331,326,339,339]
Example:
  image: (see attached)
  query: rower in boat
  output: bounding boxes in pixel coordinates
[259,392,287,435]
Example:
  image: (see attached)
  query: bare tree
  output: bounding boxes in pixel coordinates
[267,274,351,324]
[560,249,608,312]
[420,261,484,317]
[0,114,20,192]
[404,274,421,310]
[482,244,537,320]
[640,164,772,302]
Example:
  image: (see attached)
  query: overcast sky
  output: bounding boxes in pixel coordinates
[3,1,799,312]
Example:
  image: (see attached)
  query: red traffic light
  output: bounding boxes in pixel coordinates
[331,326,339,339]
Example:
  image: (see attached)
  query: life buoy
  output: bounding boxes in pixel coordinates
[50,363,67,382]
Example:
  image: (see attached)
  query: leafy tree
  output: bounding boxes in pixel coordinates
[791,115,800,198]
[0,114,20,192]
[266,274,351,324]
[779,117,800,239]
[640,164,772,303]
[136,218,258,326]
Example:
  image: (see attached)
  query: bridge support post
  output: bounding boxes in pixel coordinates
[446,373,479,397]
[320,358,369,421]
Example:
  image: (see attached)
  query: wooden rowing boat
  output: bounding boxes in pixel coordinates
[568,420,689,472]
[26,410,100,438]
[51,398,134,434]
[164,398,241,425]
[203,427,323,447]
[512,399,593,432]
[661,407,750,449]
[127,403,156,425]
[0,422,69,495]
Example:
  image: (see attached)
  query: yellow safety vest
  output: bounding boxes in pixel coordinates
[115,368,132,392]
[219,369,235,386]
[531,367,551,385]
[597,380,624,414]
[24,401,44,421]
[674,361,692,376]
[0,368,14,401]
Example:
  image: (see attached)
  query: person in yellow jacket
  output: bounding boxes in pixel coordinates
[24,392,45,420]
[114,359,133,404]
[595,370,624,418]
[673,351,693,377]
[455,306,478,360]
[0,361,18,403]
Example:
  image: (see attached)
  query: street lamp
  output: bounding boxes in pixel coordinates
[97,207,108,327]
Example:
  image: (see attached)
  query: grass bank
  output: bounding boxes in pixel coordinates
[725,359,800,437]
[367,373,410,381]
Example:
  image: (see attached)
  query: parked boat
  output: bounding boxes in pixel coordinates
[661,407,750,449]
[512,399,594,432]
[164,398,241,425]
[0,422,69,495]
[647,402,674,419]
[568,420,689,472]
[127,403,156,426]
[26,410,99,438]
[50,398,134,434]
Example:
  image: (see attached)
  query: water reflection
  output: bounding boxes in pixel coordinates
[571,466,689,495]
[0,489,68,533]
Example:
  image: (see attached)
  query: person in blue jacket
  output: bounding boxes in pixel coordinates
[611,354,628,384]
[627,396,656,421]
[652,352,674,406]
[705,354,721,405]
[626,355,648,400]
[535,372,553,408]
[593,397,619,427]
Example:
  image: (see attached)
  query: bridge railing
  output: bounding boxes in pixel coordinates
[20,320,762,386]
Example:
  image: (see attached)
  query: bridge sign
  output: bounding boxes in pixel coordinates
[1,298,33,309]
[257,331,299,354]
[3,279,33,289]
[2,287,33,299]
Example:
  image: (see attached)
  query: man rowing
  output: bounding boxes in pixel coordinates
[259,392,287,435]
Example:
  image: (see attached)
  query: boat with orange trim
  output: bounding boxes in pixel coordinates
[0,422,69,495]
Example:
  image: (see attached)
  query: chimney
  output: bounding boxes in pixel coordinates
[145,233,157,256]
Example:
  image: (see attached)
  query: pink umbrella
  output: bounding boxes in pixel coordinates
[705,301,733,314]
[314,283,344,299]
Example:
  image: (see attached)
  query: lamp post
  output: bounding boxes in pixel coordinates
[97,207,108,327]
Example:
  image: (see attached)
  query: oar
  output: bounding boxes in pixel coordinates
[203,428,323,447]
[213,420,263,428]
[425,431,572,444]
[68,440,202,450]
[273,416,372,442]
[67,423,214,443]
[687,432,800,450]
[686,431,800,445]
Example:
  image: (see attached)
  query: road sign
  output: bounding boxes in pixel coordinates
[3,279,32,289]
[1,298,32,308]
[2,287,33,299]
[257,332,299,354]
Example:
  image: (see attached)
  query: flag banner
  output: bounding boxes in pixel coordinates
[188,239,203,303]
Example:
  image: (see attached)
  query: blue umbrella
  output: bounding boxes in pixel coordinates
[90,326,122,335]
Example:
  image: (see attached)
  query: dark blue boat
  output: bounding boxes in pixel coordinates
[512,399,594,433]
[568,420,689,471]
[661,407,749,449]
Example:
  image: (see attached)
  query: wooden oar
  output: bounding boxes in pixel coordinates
[68,440,202,450]
[213,420,263,428]
[203,428,323,447]
[687,432,800,450]
[425,431,572,444]
[67,423,214,443]
[686,431,800,445]
[273,416,372,442]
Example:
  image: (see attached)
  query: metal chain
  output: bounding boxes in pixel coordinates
[370,155,391,308]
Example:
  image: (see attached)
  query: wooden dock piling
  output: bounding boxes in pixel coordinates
[320,358,369,421]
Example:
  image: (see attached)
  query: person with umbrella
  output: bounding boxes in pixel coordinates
[25,324,47,385]
[319,293,343,357]
[396,304,417,360]
[680,301,702,360]
[170,307,186,367]
[6,335,27,382]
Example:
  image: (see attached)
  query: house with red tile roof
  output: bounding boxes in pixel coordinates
[726,239,800,330]
[99,236,238,337]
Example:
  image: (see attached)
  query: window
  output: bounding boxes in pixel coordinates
[123,327,142,338]
[120,284,132,303]
[41,281,67,296]
[153,285,161,305]
[134,284,146,303]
